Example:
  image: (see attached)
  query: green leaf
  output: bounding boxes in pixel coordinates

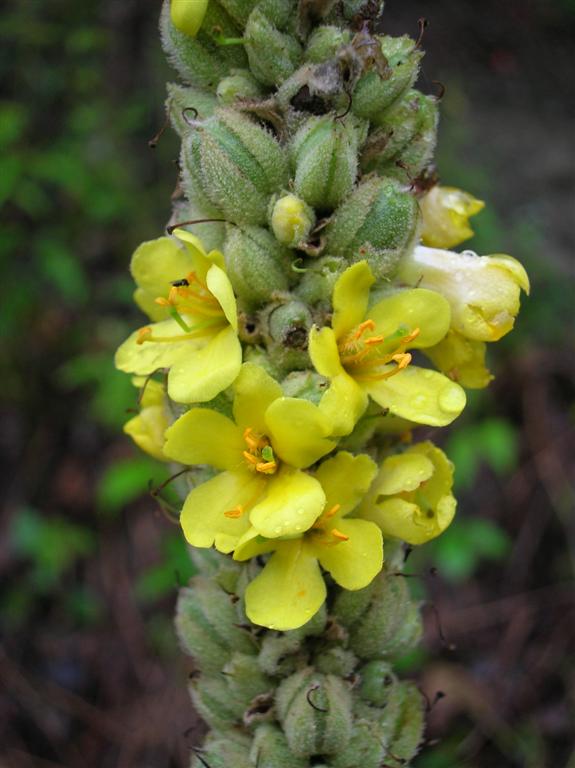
[477,418,518,476]
[135,533,196,603]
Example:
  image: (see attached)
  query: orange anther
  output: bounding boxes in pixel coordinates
[325,503,341,519]
[364,335,386,346]
[224,505,244,519]
[331,528,349,542]
[136,327,153,344]
[154,296,171,307]
[401,327,420,344]
[256,461,277,474]
[354,319,375,339]
[242,451,259,465]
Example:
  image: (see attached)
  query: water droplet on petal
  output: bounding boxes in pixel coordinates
[439,384,466,414]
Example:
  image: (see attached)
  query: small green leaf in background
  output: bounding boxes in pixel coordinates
[447,417,518,490]
[432,518,511,582]
[96,457,169,514]
[10,507,95,587]
[136,533,196,603]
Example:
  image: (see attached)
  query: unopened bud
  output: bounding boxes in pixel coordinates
[216,68,263,104]
[324,176,420,278]
[245,6,302,86]
[181,108,289,225]
[166,83,217,138]
[191,731,252,768]
[270,193,316,247]
[250,724,309,768]
[296,255,347,305]
[352,35,423,120]
[170,0,208,37]
[276,668,353,757]
[420,185,485,249]
[160,0,247,89]
[223,225,292,306]
[290,115,361,211]
[305,25,351,63]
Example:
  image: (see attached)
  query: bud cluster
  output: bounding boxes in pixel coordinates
[114,0,529,764]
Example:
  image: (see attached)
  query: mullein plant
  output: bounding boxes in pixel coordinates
[115,0,529,764]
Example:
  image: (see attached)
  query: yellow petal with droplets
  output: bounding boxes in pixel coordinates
[315,452,377,517]
[249,468,325,538]
[265,397,336,468]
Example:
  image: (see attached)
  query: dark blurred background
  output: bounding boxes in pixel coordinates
[0,1,574,766]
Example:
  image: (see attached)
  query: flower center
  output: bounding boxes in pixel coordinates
[242,427,278,475]
[136,271,225,344]
[338,320,420,382]
[310,503,350,546]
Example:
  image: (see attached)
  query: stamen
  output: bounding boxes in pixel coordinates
[137,327,153,345]
[224,505,244,519]
[255,461,277,474]
[325,503,341,519]
[353,319,375,339]
[331,528,349,542]
[242,451,259,466]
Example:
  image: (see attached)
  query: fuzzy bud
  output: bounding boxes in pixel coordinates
[175,577,257,674]
[313,647,358,676]
[328,720,387,768]
[223,652,272,703]
[224,225,292,306]
[160,1,247,89]
[275,668,353,757]
[191,731,252,768]
[181,108,289,225]
[270,193,316,246]
[190,674,246,730]
[296,255,347,305]
[258,633,305,677]
[290,115,361,211]
[250,724,309,768]
[352,35,423,120]
[244,4,302,86]
[305,25,351,63]
[361,90,438,181]
[324,176,420,278]
[216,68,264,103]
[166,83,217,138]
[359,661,397,707]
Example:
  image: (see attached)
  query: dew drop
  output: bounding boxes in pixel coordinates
[439,385,466,414]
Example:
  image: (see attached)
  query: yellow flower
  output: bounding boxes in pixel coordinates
[170,0,209,37]
[115,229,242,404]
[420,185,485,249]
[123,378,170,461]
[424,329,493,389]
[358,441,456,545]
[234,452,383,630]
[162,363,337,553]
[308,262,466,436]
[398,245,530,342]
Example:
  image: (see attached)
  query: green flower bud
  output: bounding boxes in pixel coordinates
[223,225,292,306]
[160,0,247,89]
[258,633,305,677]
[217,0,259,27]
[191,731,252,768]
[361,90,437,177]
[166,83,217,138]
[290,115,360,211]
[267,300,313,348]
[181,108,289,225]
[170,197,226,251]
[270,193,316,247]
[296,255,347,305]
[327,720,387,768]
[175,577,257,674]
[344,573,422,660]
[385,683,426,766]
[305,25,351,63]
[281,370,327,405]
[190,674,245,730]
[251,724,309,768]
[352,35,423,120]
[359,660,396,706]
[324,176,420,278]
[245,5,302,86]
[314,646,358,676]
[216,68,264,104]
[276,668,353,757]
[223,652,272,704]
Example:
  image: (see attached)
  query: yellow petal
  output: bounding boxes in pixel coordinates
[308,326,344,379]
[180,470,264,551]
[315,452,377,516]
[233,527,277,561]
[135,378,165,408]
[407,442,456,522]
[315,518,383,590]
[206,264,238,331]
[133,287,166,321]
[115,318,196,376]
[424,330,493,389]
[368,288,451,349]
[130,236,195,300]
[123,405,169,462]
[420,186,485,249]
[170,0,209,38]
[362,365,466,427]
[244,540,327,630]
[375,452,434,495]
[364,496,454,545]
[318,371,368,436]
[249,468,325,538]
[232,363,283,435]
[163,408,243,470]
[167,325,242,403]
[265,397,336,468]
[332,261,375,338]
